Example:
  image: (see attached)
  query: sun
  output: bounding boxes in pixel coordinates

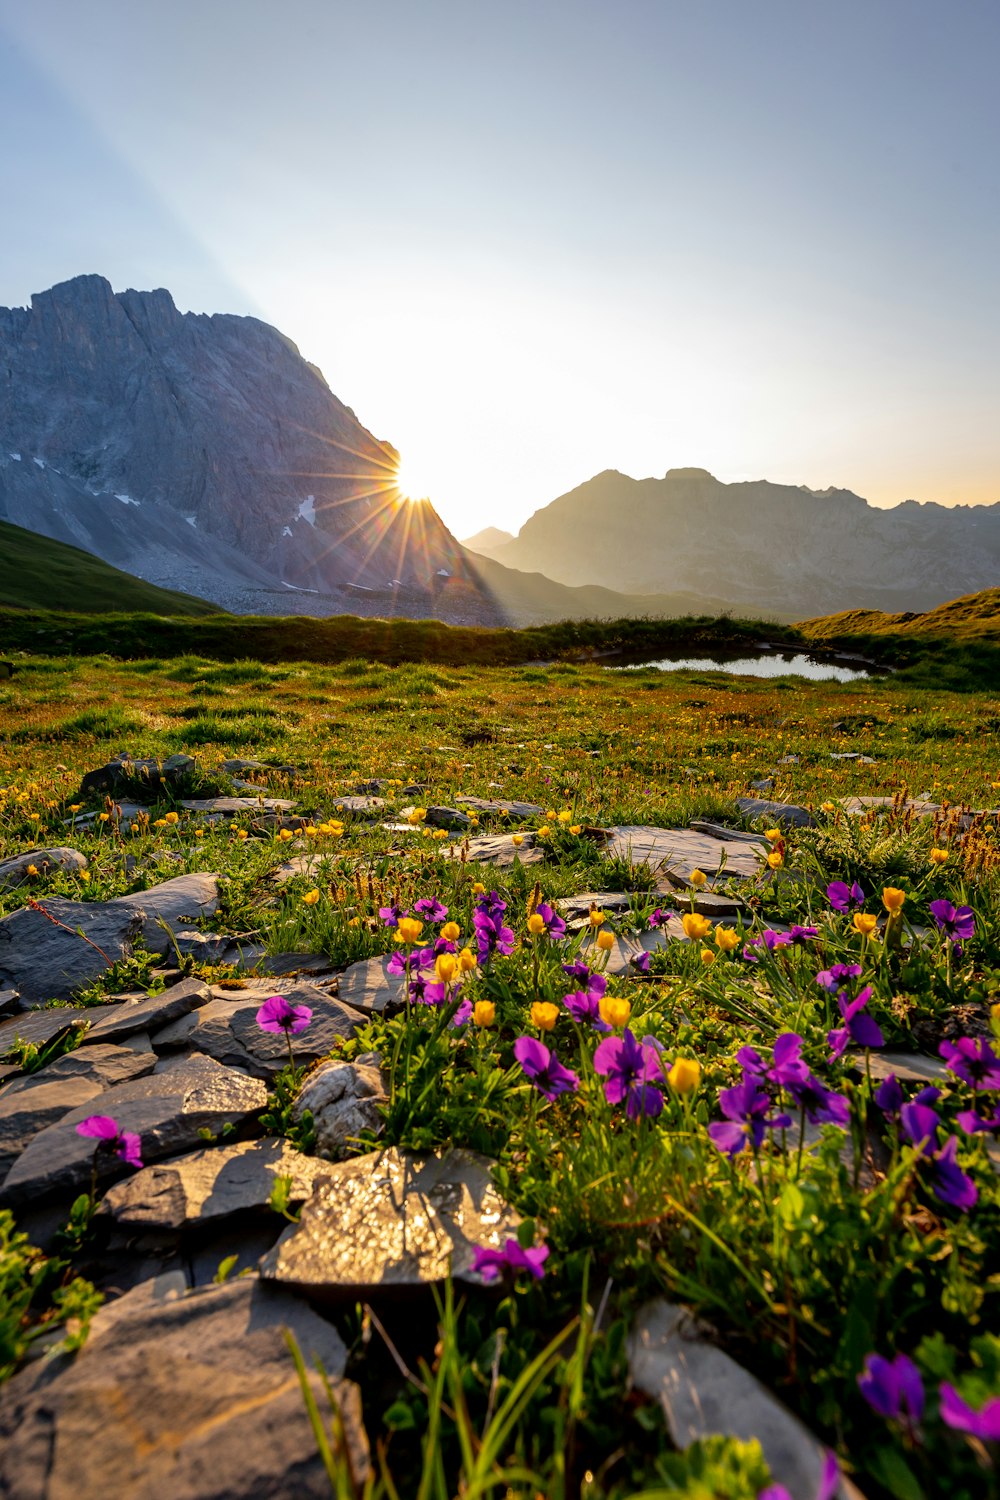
[393,460,431,503]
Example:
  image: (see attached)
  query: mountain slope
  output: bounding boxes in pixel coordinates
[461,526,515,555]
[488,468,1000,617]
[0,276,499,622]
[0,519,219,615]
[799,588,1000,641]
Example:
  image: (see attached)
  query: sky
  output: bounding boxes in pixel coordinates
[0,0,997,540]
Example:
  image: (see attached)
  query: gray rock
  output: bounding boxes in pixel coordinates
[100,1138,329,1231]
[628,1300,862,1500]
[400,804,474,831]
[329,795,385,815]
[3,1041,156,1096]
[0,1055,267,1206]
[83,978,213,1045]
[863,1051,947,1086]
[297,1059,388,1159]
[0,847,88,890]
[180,795,297,816]
[455,796,545,817]
[79,753,196,799]
[736,797,817,829]
[334,955,408,1015]
[443,832,545,867]
[554,892,633,919]
[0,874,219,1003]
[0,1075,104,1181]
[0,989,20,1019]
[0,1276,367,1499]
[579,924,679,975]
[750,778,775,791]
[260,1146,521,1293]
[0,1008,90,1056]
[688,820,763,844]
[151,985,365,1079]
[605,826,765,882]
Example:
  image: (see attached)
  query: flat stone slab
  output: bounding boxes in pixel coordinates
[689,821,763,844]
[328,795,385,815]
[455,796,545,817]
[260,1146,521,1293]
[0,1055,267,1206]
[735,798,816,829]
[0,847,88,890]
[335,956,408,1015]
[863,1050,947,1086]
[180,796,297,814]
[400,805,474,830]
[83,978,213,1045]
[0,874,219,1003]
[0,1008,90,1056]
[100,1138,329,1231]
[605,826,766,882]
[0,1277,366,1499]
[555,892,633,919]
[628,1300,861,1500]
[2,1040,156,1096]
[296,1059,388,1159]
[443,833,545,867]
[579,923,681,975]
[272,852,341,884]
[0,1074,104,1182]
[151,984,366,1078]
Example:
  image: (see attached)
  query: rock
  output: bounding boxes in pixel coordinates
[221,758,297,777]
[100,1138,329,1231]
[296,1059,388,1159]
[170,930,268,966]
[750,778,775,792]
[0,847,88,890]
[0,1008,90,1056]
[443,833,545,867]
[0,874,219,1003]
[688,820,763,844]
[180,795,297,816]
[0,989,19,1019]
[455,796,545,817]
[554,892,633,920]
[0,1277,367,1499]
[257,951,338,978]
[150,984,365,1078]
[2,1041,156,1096]
[863,1051,947,1086]
[260,1146,521,1294]
[400,805,473,831]
[79,752,196,799]
[735,797,817,829]
[654,888,746,918]
[83,978,213,1045]
[0,1055,267,1206]
[579,924,678,974]
[329,795,385,815]
[628,1300,861,1500]
[0,1075,104,1182]
[334,956,408,1015]
[605,826,765,882]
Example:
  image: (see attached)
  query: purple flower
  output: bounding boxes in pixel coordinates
[815,962,863,995]
[929,899,975,943]
[75,1115,143,1170]
[561,962,607,996]
[708,1077,792,1158]
[876,1076,941,1118]
[758,1451,839,1500]
[513,1036,579,1101]
[648,908,669,928]
[631,950,651,974]
[900,1105,978,1210]
[736,1045,766,1078]
[939,1036,1000,1091]
[472,1236,549,1282]
[787,925,819,945]
[474,911,515,965]
[743,930,792,962]
[530,902,567,940]
[957,1105,1000,1135]
[827,879,865,912]
[827,988,884,1059]
[938,1383,1000,1441]
[563,989,610,1032]
[450,999,473,1028]
[593,1028,664,1118]
[414,897,449,922]
[475,890,507,920]
[256,995,313,1034]
[769,1034,850,1127]
[858,1352,925,1431]
[378,903,405,928]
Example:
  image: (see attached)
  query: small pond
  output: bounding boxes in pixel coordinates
[606,650,877,682]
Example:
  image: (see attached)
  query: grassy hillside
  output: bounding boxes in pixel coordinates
[799,587,1000,640]
[0,520,221,616]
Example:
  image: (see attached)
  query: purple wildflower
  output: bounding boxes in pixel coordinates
[708,1077,792,1158]
[648,908,669,928]
[472,1237,549,1282]
[939,1036,1000,1091]
[900,1103,978,1210]
[563,990,610,1032]
[631,950,651,974]
[530,902,567,940]
[758,1451,839,1500]
[474,911,516,966]
[827,988,884,1060]
[736,1045,766,1078]
[378,902,405,928]
[75,1115,143,1170]
[787,925,819,945]
[256,995,313,1034]
[450,999,473,1028]
[414,897,449,922]
[875,1075,940,1118]
[561,962,606,996]
[858,1352,925,1432]
[827,879,865,912]
[938,1384,1000,1441]
[768,1034,850,1127]
[957,1105,1000,1136]
[815,963,863,995]
[475,890,508,920]
[513,1036,579,1101]
[743,930,792,962]
[593,1028,664,1118]
[929,899,975,943]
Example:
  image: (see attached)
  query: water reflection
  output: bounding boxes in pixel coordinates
[607,652,874,682]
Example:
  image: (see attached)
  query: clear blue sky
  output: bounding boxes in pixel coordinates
[1,0,997,537]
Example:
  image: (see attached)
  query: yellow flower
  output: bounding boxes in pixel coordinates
[469,816,480,828]
[97,812,110,823]
[236,828,248,841]
[407,807,428,825]
[531,1001,559,1031]
[435,953,459,983]
[153,818,167,829]
[689,869,707,888]
[473,999,496,1027]
[882,887,906,914]
[472,881,485,895]
[589,908,606,927]
[25,863,39,877]
[668,1057,701,1094]
[682,912,712,942]
[714,926,741,952]
[765,828,782,843]
[527,912,546,935]
[557,809,572,823]
[458,946,476,971]
[28,812,40,822]
[599,996,631,1029]
[164,811,179,825]
[700,947,716,966]
[766,850,784,869]
[277,828,294,841]
[569,825,582,835]
[432,828,448,840]
[546,809,558,820]
[78,870,90,883]
[302,888,320,905]
[595,929,615,951]
[194,829,205,839]
[821,801,836,813]
[304,825,318,837]
[538,825,551,837]
[441,921,461,943]
[929,848,949,866]
[69,803,82,813]
[395,917,424,945]
[853,912,878,938]
[512,834,524,847]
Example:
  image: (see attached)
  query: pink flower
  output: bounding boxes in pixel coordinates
[256,994,313,1034]
[76,1115,143,1169]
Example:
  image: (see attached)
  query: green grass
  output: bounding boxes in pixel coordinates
[0,520,221,617]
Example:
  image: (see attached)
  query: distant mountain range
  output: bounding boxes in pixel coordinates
[475,468,1000,617]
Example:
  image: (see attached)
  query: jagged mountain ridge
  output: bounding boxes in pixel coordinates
[487,467,1000,616]
[0,275,495,620]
